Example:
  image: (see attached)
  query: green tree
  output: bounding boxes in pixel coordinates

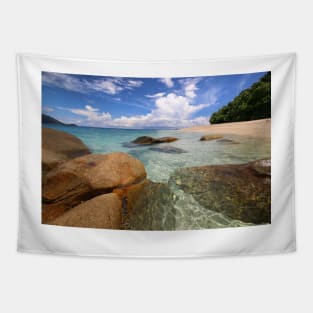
[210,72,271,124]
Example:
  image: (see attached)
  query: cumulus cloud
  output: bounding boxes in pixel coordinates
[159,77,174,88]
[70,93,208,128]
[104,114,208,129]
[47,73,214,128]
[154,93,207,120]
[71,105,112,124]
[42,72,143,95]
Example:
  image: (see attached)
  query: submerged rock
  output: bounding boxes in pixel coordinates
[169,159,271,224]
[131,136,178,145]
[217,138,239,145]
[42,152,146,223]
[149,146,187,154]
[50,193,122,229]
[127,180,250,230]
[128,181,177,230]
[250,159,271,176]
[199,134,223,141]
[42,128,90,175]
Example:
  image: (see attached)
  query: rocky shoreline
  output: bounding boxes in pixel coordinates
[42,128,271,230]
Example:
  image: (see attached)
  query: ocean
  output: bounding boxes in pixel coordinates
[43,124,271,229]
[43,124,270,183]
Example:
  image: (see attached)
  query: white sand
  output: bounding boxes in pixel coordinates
[181,118,271,139]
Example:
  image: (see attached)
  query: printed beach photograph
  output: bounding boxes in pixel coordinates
[42,71,271,230]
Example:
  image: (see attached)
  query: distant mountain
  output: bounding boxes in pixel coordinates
[42,114,77,127]
[210,72,271,124]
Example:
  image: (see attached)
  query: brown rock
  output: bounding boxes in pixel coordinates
[42,202,72,224]
[42,152,146,222]
[199,134,223,141]
[131,136,178,145]
[154,137,178,143]
[42,128,90,175]
[49,193,122,229]
[113,179,150,212]
[112,179,150,229]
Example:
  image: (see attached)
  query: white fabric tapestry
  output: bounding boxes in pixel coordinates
[17,53,296,257]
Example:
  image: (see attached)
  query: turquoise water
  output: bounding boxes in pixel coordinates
[43,124,270,229]
[43,124,270,183]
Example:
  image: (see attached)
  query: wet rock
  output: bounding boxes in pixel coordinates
[50,193,122,229]
[154,137,178,143]
[131,136,178,145]
[126,180,251,230]
[199,134,223,141]
[42,152,146,222]
[132,136,154,144]
[128,181,177,230]
[42,128,90,175]
[169,159,271,224]
[217,138,239,145]
[149,146,187,154]
[112,179,151,229]
[113,179,149,211]
[250,159,271,176]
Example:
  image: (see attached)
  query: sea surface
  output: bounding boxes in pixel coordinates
[43,124,270,183]
[44,124,271,229]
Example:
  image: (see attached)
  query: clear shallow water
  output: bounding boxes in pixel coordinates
[43,124,270,229]
[43,124,270,183]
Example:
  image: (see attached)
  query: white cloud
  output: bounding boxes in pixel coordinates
[145,92,166,98]
[42,72,143,95]
[238,78,247,91]
[48,74,214,129]
[91,80,123,95]
[70,93,209,128]
[71,105,112,124]
[127,80,143,88]
[90,78,144,94]
[159,77,174,88]
[205,87,221,105]
[42,73,84,93]
[43,106,54,113]
[179,77,202,99]
[154,93,207,120]
[102,114,208,129]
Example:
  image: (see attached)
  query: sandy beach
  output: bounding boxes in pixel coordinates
[181,118,271,139]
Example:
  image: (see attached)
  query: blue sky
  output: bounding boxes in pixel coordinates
[42,71,266,128]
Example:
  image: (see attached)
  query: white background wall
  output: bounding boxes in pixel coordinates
[0,1,311,312]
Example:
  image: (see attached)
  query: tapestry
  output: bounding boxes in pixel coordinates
[17,53,296,257]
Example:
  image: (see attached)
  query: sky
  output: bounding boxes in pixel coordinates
[42,71,267,129]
